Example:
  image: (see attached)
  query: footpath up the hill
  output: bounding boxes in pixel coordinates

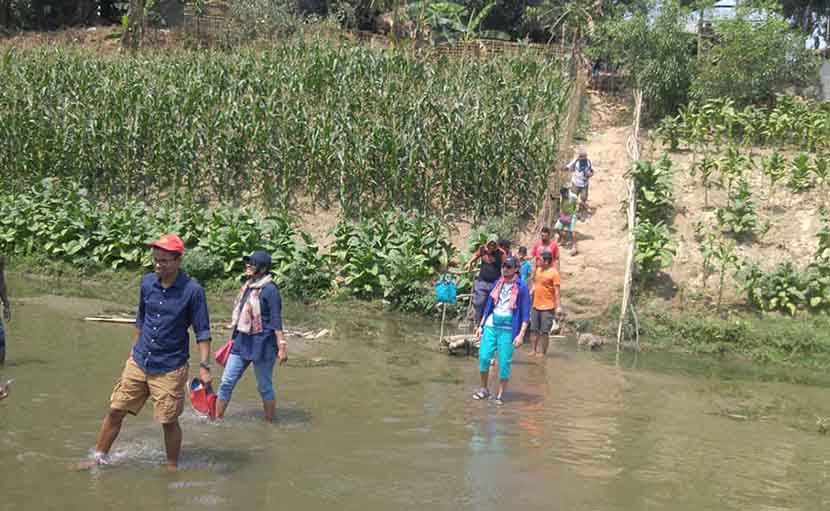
[546,93,632,318]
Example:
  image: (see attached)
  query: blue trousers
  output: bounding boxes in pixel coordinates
[478,325,515,381]
[218,353,276,402]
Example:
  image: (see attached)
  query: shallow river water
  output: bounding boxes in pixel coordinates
[1,274,829,511]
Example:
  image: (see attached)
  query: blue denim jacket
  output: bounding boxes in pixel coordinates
[133,271,211,374]
[480,279,530,339]
[230,282,283,362]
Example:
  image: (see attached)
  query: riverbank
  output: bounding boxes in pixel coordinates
[588,296,830,374]
[10,258,830,376]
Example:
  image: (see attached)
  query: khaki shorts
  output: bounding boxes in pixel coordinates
[110,357,188,424]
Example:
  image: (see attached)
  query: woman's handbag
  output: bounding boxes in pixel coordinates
[214,339,234,367]
[435,274,457,305]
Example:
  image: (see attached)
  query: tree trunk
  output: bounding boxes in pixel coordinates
[74,0,98,25]
[121,0,145,51]
[0,0,10,28]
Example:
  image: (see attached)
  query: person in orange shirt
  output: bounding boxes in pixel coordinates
[529,250,561,358]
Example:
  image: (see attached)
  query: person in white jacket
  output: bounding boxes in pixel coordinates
[565,149,594,214]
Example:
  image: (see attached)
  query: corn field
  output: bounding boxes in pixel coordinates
[0,41,568,219]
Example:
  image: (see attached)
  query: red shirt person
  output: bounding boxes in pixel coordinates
[529,226,560,271]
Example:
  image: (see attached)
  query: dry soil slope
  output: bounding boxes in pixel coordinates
[551,93,632,318]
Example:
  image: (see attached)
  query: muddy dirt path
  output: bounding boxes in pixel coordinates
[553,93,633,318]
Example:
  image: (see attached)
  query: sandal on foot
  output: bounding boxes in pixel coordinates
[493,396,505,406]
[472,388,490,400]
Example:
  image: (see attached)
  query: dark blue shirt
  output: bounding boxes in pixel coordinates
[133,271,211,374]
[231,282,283,362]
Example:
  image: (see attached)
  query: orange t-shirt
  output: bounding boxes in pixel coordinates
[532,266,561,310]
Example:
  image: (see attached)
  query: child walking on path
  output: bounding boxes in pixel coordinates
[472,256,530,405]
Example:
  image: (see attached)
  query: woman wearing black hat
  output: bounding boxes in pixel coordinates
[216,250,287,422]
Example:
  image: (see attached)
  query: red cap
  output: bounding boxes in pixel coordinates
[147,233,185,254]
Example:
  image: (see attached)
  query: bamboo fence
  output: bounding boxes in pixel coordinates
[616,89,643,355]
[181,8,569,60]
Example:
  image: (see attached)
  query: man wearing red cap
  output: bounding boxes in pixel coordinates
[86,234,212,471]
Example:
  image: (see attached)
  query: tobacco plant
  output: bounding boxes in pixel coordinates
[716,177,757,237]
[716,145,748,195]
[691,155,718,209]
[760,151,786,206]
[789,153,813,193]
[634,220,675,283]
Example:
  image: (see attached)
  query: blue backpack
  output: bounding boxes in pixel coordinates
[434,274,457,305]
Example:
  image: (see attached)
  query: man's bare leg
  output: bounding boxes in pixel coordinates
[539,334,550,356]
[71,409,127,470]
[162,421,182,471]
[95,409,127,456]
[530,332,538,356]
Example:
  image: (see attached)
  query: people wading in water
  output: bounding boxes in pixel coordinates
[464,238,504,328]
[215,250,287,422]
[473,256,530,405]
[529,250,561,358]
[82,234,212,471]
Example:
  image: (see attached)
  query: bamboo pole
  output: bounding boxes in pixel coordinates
[616,89,643,354]
[439,302,447,346]
[535,49,588,233]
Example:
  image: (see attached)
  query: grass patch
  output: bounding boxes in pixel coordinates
[629,299,830,370]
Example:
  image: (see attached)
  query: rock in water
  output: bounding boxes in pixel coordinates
[577,333,604,350]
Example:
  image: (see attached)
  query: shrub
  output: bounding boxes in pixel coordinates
[185,248,226,282]
[691,4,818,107]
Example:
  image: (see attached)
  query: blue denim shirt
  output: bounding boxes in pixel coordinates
[480,279,530,340]
[231,282,283,362]
[133,271,211,374]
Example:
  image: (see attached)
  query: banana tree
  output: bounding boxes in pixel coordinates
[410,0,498,43]
[121,0,145,51]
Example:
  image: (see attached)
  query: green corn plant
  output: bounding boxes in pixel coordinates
[0,45,568,220]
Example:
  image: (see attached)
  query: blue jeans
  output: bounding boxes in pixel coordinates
[217,353,276,402]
